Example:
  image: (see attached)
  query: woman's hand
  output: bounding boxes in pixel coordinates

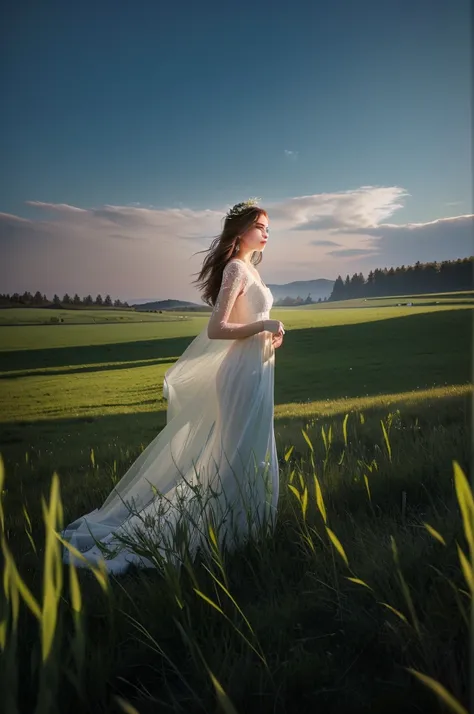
[272,332,284,349]
[263,319,285,335]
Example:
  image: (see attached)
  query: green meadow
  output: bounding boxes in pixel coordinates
[0,295,472,714]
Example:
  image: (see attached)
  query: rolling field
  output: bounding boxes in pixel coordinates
[0,303,470,462]
[0,298,472,714]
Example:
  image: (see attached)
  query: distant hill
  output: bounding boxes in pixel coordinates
[267,278,334,301]
[132,299,206,311]
[131,278,334,309]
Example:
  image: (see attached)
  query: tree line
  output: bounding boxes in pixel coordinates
[0,292,130,308]
[329,256,473,301]
[274,295,329,306]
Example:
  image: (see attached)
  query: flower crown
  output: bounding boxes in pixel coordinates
[226,197,262,219]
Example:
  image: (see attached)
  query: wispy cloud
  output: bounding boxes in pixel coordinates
[310,239,342,247]
[284,149,299,160]
[269,186,409,230]
[26,201,87,214]
[327,247,376,258]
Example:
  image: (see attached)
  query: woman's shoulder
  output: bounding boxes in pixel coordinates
[224,259,250,277]
[222,259,251,289]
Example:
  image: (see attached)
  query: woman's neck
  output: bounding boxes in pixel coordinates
[236,250,254,264]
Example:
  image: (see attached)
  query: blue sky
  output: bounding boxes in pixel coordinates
[1,0,472,301]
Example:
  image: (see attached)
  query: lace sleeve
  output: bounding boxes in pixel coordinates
[207,261,257,340]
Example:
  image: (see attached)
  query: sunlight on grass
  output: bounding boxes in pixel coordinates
[275,383,472,420]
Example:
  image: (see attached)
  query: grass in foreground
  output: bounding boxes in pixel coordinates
[1,405,471,714]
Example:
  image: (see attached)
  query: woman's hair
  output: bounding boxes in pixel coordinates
[194,203,268,306]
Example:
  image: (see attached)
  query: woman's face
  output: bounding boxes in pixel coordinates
[240,214,269,253]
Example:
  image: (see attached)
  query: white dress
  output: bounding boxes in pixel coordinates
[62,259,279,573]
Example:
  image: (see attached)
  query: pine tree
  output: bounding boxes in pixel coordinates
[20,291,33,304]
[329,275,345,301]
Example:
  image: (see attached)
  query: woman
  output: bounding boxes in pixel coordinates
[62,200,284,573]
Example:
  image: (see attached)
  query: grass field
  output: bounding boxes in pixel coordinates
[0,297,472,714]
[299,290,474,310]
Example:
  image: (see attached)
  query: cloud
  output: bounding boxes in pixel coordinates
[310,239,342,247]
[0,202,223,301]
[284,149,299,160]
[22,201,222,239]
[327,248,376,258]
[346,214,474,267]
[25,201,87,214]
[268,186,409,230]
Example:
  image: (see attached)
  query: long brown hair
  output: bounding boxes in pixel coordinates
[194,204,268,306]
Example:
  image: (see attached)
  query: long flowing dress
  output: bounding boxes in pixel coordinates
[62,259,279,573]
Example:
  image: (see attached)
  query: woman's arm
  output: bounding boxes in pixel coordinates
[207,261,264,340]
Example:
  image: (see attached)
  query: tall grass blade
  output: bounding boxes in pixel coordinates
[302,429,314,453]
[0,618,6,651]
[326,527,349,567]
[313,475,327,524]
[194,589,225,616]
[209,670,240,714]
[379,602,409,625]
[23,505,37,555]
[342,413,349,446]
[202,565,267,665]
[0,454,5,532]
[321,426,327,451]
[288,484,301,503]
[115,697,141,714]
[407,669,468,714]
[453,461,474,558]
[301,486,308,521]
[346,577,373,590]
[363,474,371,503]
[390,537,420,636]
[56,533,109,593]
[69,562,82,613]
[423,522,446,546]
[1,540,41,620]
[456,545,474,595]
[380,420,392,462]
